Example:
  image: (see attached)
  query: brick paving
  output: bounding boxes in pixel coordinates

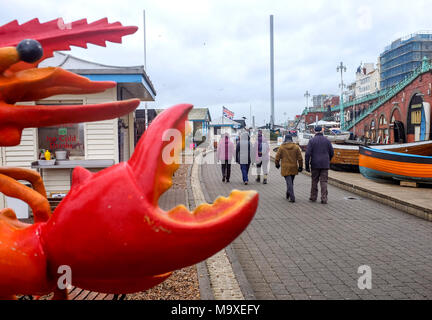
[201,155,432,300]
[159,189,187,211]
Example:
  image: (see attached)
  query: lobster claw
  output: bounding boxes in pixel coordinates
[42,104,258,294]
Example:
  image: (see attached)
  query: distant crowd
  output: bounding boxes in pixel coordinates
[215,126,334,204]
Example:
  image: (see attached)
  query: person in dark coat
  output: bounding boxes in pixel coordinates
[305,126,334,204]
[236,132,253,185]
[275,134,303,202]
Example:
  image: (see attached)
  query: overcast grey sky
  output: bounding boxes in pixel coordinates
[1,0,431,126]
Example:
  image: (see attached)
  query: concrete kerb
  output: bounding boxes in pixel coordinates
[269,151,432,222]
[325,175,432,222]
[198,150,256,300]
[186,162,214,300]
[190,148,256,300]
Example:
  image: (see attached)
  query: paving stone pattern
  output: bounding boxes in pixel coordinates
[201,156,432,300]
[159,189,187,211]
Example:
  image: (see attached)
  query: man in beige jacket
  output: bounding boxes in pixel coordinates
[275,135,304,202]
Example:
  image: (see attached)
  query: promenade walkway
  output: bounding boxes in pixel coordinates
[201,152,432,300]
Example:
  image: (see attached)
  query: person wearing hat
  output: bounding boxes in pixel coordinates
[305,126,334,204]
[275,134,303,202]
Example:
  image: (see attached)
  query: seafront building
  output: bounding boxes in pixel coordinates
[343,82,356,103]
[380,31,432,89]
[355,62,380,98]
[302,56,432,144]
[312,94,329,108]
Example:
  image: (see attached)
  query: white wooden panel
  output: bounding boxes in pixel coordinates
[85,118,117,162]
[4,128,37,168]
[86,129,114,136]
[5,152,34,158]
[86,144,115,150]
[86,135,117,140]
[87,140,116,145]
[87,153,115,157]
[86,123,115,130]
[41,169,71,195]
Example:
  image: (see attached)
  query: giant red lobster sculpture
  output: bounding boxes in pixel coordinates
[0,18,258,299]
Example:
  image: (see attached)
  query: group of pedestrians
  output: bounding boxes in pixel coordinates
[274,126,334,204]
[216,130,270,185]
[216,126,334,204]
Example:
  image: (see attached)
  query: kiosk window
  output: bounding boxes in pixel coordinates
[38,123,85,157]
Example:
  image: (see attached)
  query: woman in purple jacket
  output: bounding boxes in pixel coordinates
[217,133,235,183]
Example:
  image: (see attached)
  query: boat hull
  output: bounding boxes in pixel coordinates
[358,146,432,184]
[298,131,350,151]
[326,133,350,143]
[331,145,360,172]
[331,140,432,172]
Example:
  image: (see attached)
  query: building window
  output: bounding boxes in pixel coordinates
[36,100,85,158]
[379,115,387,126]
[411,110,422,124]
[38,124,85,157]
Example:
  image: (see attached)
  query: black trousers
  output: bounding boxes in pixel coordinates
[221,161,231,180]
[285,175,296,200]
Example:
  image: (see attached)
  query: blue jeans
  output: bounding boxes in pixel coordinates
[240,164,250,182]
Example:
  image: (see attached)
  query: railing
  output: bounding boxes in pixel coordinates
[340,57,432,131]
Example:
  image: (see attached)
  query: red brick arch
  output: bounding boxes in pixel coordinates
[390,105,402,122]
[406,92,424,142]
[389,106,402,143]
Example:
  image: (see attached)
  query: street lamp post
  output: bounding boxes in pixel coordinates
[269,15,275,130]
[337,62,346,129]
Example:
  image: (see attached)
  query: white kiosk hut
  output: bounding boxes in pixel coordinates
[0,52,156,216]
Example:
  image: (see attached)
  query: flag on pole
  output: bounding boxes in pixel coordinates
[223,106,234,120]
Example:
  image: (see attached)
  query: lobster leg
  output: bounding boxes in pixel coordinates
[0,173,51,223]
[0,167,47,197]
[0,208,31,229]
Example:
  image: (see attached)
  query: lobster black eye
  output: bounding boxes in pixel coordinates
[17,39,43,63]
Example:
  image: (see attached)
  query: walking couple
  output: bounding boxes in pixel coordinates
[217,130,270,185]
[275,126,334,203]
